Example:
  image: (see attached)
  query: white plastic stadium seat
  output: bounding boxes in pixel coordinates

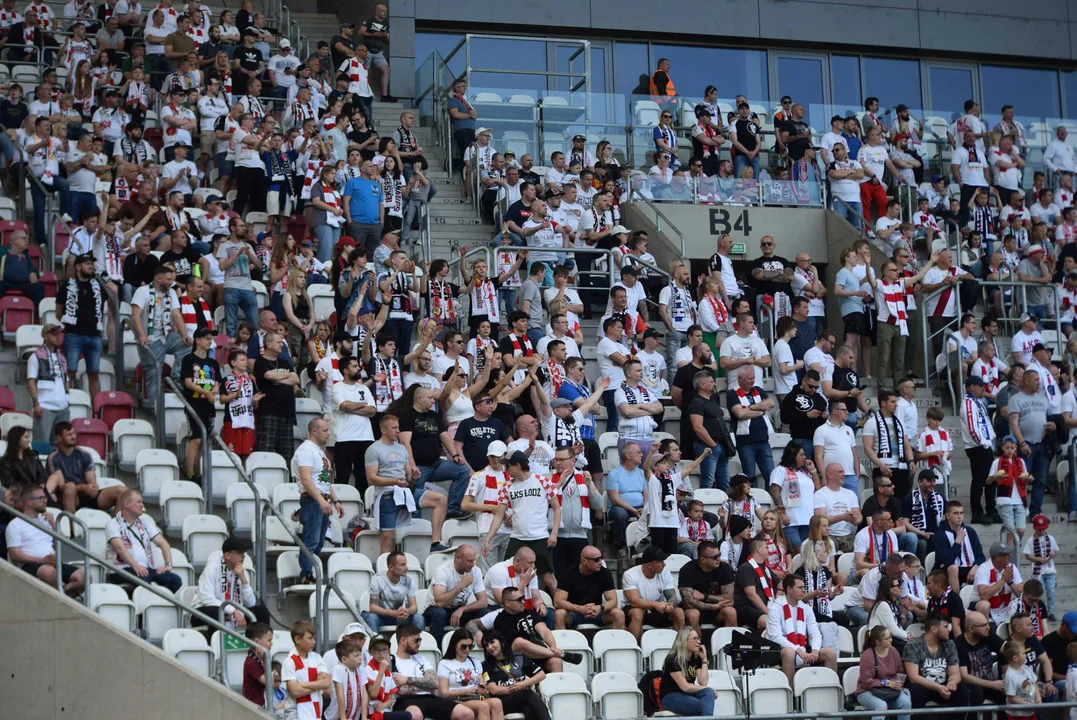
[211,629,248,690]
[592,671,644,719]
[376,552,425,589]
[226,483,268,537]
[309,589,359,642]
[641,628,676,672]
[309,284,335,322]
[552,629,592,681]
[134,586,182,645]
[593,629,642,675]
[159,480,205,535]
[794,666,844,712]
[211,449,242,503]
[247,451,291,496]
[708,670,743,714]
[181,514,228,570]
[395,519,433,564]
[277,550,322,605]
[89,583,137,632]
[745,667,793,714]
[424,553,452,587]
[441,518,480,549]
[68,388,92,419]
[163,628,216,676]
[112,419,154,473]
[293,398,322,441]
[328,552,375,599]
[136,448,180,502]
[539,672,591,718]
[273,483,301,519]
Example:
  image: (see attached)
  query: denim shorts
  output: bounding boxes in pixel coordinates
[216,153,235,177]
[378,487,425,529]
[64,333,102,373]
[997,502,1027,533]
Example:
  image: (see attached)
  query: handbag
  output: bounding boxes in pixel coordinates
[870,649,901,701]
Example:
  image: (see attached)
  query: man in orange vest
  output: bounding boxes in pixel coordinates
[649,58,676,111]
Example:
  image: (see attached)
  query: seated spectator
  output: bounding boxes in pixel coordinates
[485,547,548,620]
[902,613,970,710]
[132,264,190,402]
[363,550,423,633]
[867,575,910,647]
[1003,612,1059,702]
[856,625,912,719]
[733,538,777,632]
[797,538,840,650]
[425,544,489,642]
[855,507,903,578]
[193,535,271,626]
[479,630,551,720]
[5,484,86,595]
[605,442,646,550]
[553,543,623,630]
[470,586,582,674]
[974,542,1023,624]
[104,488,182,593]
[767,574,838,685]
[861,472,919,554]
[925,568,966,635]
[49,420,125,514]
[397,386,468,527]
[391,624,468,720]
[954,609,1005,709]
[0,426,64,507]
[813,462,860,553]
[436,629,504,720]
[623,546,684,641]
[0,228,44,305]
[847,553,908,626]
[658,627,718,716]
[1040,611,1075,689]
[934,500,985,592]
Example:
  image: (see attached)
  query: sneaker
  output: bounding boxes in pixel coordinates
[429,542,452,553]
[382,94,398,103]
[971,513,986,525]
[982,514,998,525]
[60,213,73,224]
[446,511,473,521]
[1069,511,1077,522]
[990,513,1003,524]
[562,651,584,665]
[298,574,316,585]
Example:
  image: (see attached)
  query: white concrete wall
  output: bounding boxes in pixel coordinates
[0,561,267,720]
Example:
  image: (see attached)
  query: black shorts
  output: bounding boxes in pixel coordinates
[843,312,866,336]
[624,605,674,628]
[582,438,603,474]
[735,604,766,629]
[394,695,456,720]
[506,537,555,577]
[22,562,78,582]
[957,566,973,585]
[187,407,216,440]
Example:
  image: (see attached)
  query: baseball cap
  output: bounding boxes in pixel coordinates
[988,542,1012,556]
[486,440,508,458]
[300,238,313,246]
[964,375,984,388]
[74,253,95,265]
[1031,343,1048,354]
[641,546,669,564]
[1020,312,1034,323]
[1027,244,1046,255]
[476,127,491,136]
[893,133,908,142]
[620,265,638,276]
[930,174,944,184]
[609,225,630,235]
[917,468,938,481]
[41,322,63,335]
[643,328,664,340]
[337,236,356,247]
[340,21,355,28]
[546,188,564,199]
[1032,513,1050,530]
[572,134,586,141]
[204,194,222,204]
[505,451,530,468]
[830,114,844,125]
[337,622,367,642]
[279,38,291,49]
[369,634,391,649]
[550,398,573,409]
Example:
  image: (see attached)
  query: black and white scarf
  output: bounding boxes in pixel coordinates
[911,488,944,531]
[61,277,104,332]
[1033,535,1050,577]
[242,94,266,123]
[116,514,156,568]
[219,554,242,605]
[119,136,149,165]
[266,149,296,195]
[873,411,905,464]
[656,470,675,512]
[548,413,581,449]
[804,565,831,618]
[396,125,417,153]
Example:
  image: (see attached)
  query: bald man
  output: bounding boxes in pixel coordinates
[554,544,624,630]
[954,610,1006,709]
[425,544,489,641]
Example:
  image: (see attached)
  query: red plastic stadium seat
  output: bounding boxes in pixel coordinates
[144,128,163,152]
[39,272,57,298]
[27,243,45,273]
[71,417,110,458]
[0,220,29,245]
[0,294,35,339]
[53,223,69,259]
[0,385,16,413]
[93,390,136,430]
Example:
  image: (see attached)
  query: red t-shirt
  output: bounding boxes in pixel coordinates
[242,653,266,706]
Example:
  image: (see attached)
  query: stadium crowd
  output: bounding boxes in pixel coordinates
[6,10,1077,720]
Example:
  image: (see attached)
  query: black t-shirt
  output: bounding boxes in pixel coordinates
[749,254,791,297]
[734,561,773,609]
[254,355,297,418]
[687,394,725,447]
[492,608,544,647]
[236,8,253,32]
[726,387,771,443]
[454,416,508,471]
[519,170,541,187]
[734,118,758,152]
[482,653,541,688]
[660,652,702,698]
[558,565,615,607]
[678,560,735,598]
[398,408,444,467]
[235,46,262,74]
[57,278,104,335]
[780,388,826,442]
[122,253,158,290]
[781,119,812,160]
[832,365,861,413]
[673,362,705,447]
[348,129,378,160]
[954,633,1003,680]
[159,246,201,278]
[927,589,966,627]
[1041,632,1069,680]
[0,99,28,131]
[361,17,388,53]
[504,199,534,230]
[999,636,1047,678]
[861,495,904,528]
[330,34,354,74]
[180,351,220,415]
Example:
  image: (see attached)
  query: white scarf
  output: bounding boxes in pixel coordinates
[116,514,155,569]
[224,372,254,430]
[61,276,104,332]
[373,355,402,411]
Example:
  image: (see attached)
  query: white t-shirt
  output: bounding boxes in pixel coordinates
[1022,533,1058,575]
[163,158,200,194]
[812,486,859,537]
[645,474,680,529]
[506,438,553,478]
[946,332,978,362]
[854,526,900,562]
[772,339,796,395]
[1011,330,1043,364]
[658,284,697,332]
[719,333,769,387]
[392,654,432,694]
[325,662,363,720]
[233,127,263,168]
[131,284,180,341]
[432,562,486,608]
[973,562,1023,624]
[291,439,332,496]
[622,564,675,603]
[104,513,161,567]
[315,354,342,415]
[543,286,582,310]
[849,566,908,607]
[769,466,815,526]
[160,103,195,147]
[675,345,693,366]
[597,337,629,386]
[496,474,555,541]
[535,334,580,359]
[65,148,98,193]
[331,381,375,442]
[437,657,484,691]
[952,146,989,187]
[857,144,889,181]
[464,467,512,536]
[26,350,68,411]
[522,217,562,264]
[485,559,538,601]
[812,422,856,475]
[636,349,666,393]
[614,385,658,440]
[5,514,54,564]
[990,147,1022,191]
[268,52,300,88]
[803,347,834,390]
[861,414,907,468]
[432,354,470,386]
[828,159,862,202]
[143,23,168,53]
[921,266,969,317]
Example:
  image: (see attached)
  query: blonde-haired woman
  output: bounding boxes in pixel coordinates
[658,627,716,715]
[697,275,728,365]
[282,267,314,367]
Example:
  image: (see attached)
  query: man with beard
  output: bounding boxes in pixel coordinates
[781,370,827,460]
[56,253,107,398]
[113,121,154,168]
[954,609,1005,709]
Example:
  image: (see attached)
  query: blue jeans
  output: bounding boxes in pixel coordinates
[898,531,918,554]
[361,610,425,633]
[297,494,329,577]
[498,288,516,320]
[526,327,544,346]
[1026,442,1049,515]
[661,688,714,716]
[602,389,619,433]
[313,224,340,264]
[608,505,641,548]
[844,474,859,493]
[1044,572,1057,615]
[0,130,14,163]
[694,440,729,490]
[70,190,98,224]
[64,333,102,373]
[418,459,470,515]
[857,689,911,720]
[29,175,71,245]
[784,524,810,548]
[223,287,259,338]
[733,153,760,179]
[387,318,413,361]
[737,441,775,483]
[833,198,863,231]
[108,568,183,593]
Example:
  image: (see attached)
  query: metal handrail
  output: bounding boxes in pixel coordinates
[627,188,687,257]
[918,285,962,402]
[164,375,214,514]
[116,316,132,382]
[831,194,871,237]
[979,277,1065,352]
[140,337,167,448]
[0,497,274,711]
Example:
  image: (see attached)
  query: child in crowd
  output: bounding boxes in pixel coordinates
[917,406,953,479]
[1023,514,1058,621]
[327,638,365,720]
[678,498,712,559]
[1007,577,1048,640]
[717,513,751,566]
[992,435,1031,555]
[1003,639,1041,720]
[643,447,680,554]
[757,509,789,578]
[272,662,286,716]
[241,621,275,708]
[902,554,928,618]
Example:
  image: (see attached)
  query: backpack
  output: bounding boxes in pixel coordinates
[639,670,663,716]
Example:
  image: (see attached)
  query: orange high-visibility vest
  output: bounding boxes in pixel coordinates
[649,70,676,102]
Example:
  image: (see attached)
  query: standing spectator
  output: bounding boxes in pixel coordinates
[781,371,827,458]
[180,327,219,483]
[425,544,489,642]
[727,369,777,482]
[813,462,861,553]
[615,358,662,457]
[447,78,476,172]
[104,488,182,592]
[343,159,384,253]
[1008,371,1052,516]
[217,216,262,338]
[876,256,937,389]
[687,370,733,491]
[769,443,819,548]
[254,332,298,457]
[331,355,376,492]
[952,131,990,218]
[363,550,423,633]
[902,469,945,560]
[960,376,997,524]
[358,4,392,102]
[1044,126,1076,179]
[659,261,698,382]
[901,613,970,710]
[26,324,69,445]
[57,252,107,398]
[857,127,895,226]
[812,399,859,491]
[5,485,86,595]
[291,418,344,584]
[1024,514,1058,621]
[862,392,916,498]
[131,264,190,404]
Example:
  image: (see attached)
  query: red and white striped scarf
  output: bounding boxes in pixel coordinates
[988,565,1014,608]
[429,279,456,324]
[179,291,213,338]
[879,279,908,335]
[471,278,498,322]
[684,516,709,542]
[553,471,590,529]
[781,600,807,648]
[0,9,21,28]
[185,24,205,46]
[704,293,728,325]
[920,428,950,469]
[125,80,148,111]
[506,564,535,609]
[482,469,509,506]
[508,333,533,358]
[301,159,324,200]
[546,359,565,396]
[748,558,774,599]
[996,455,1027,500]
[372,355,402,412]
